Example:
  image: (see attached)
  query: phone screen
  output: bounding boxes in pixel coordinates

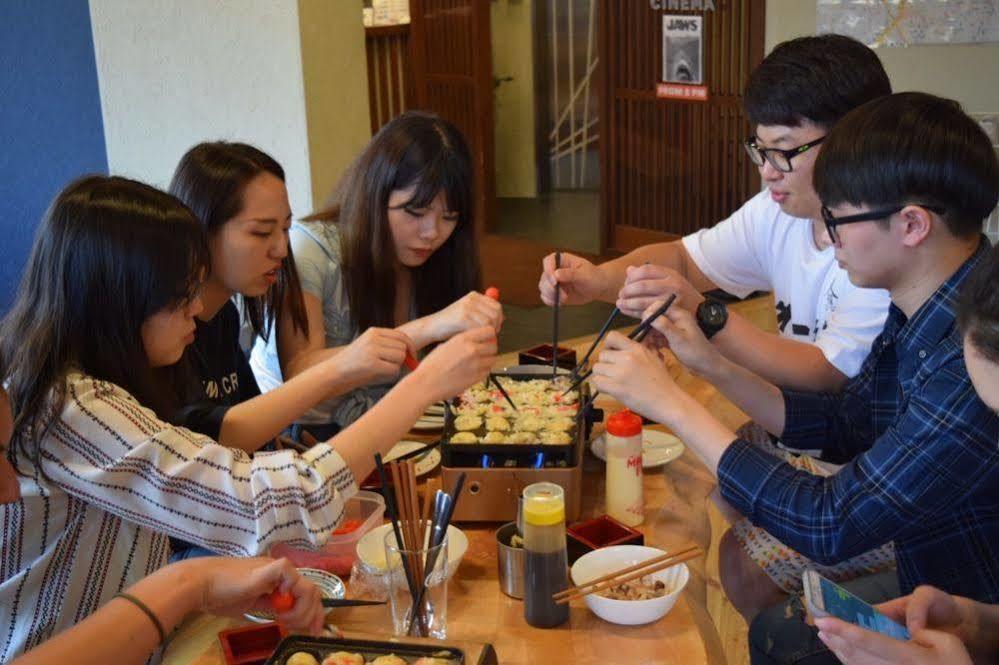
[817,575,911,641]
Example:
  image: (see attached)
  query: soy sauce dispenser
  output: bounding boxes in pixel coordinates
[523,481,570,627]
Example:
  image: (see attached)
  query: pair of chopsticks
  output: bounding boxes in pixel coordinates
[564,293,677,397]
[552,252,562,378]
[552,544,702,605]
[489,373,519,412]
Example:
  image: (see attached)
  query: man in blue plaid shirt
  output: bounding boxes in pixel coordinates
[591,92,998,664]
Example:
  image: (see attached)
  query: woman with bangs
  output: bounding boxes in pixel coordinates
[168,142,425,455]
[0,176,496,660]
[250,111,502,441]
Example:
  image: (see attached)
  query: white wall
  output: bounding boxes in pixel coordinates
[89,0,314,217]
[764,1,999,116]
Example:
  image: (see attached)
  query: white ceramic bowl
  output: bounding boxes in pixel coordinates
[570,545,689,625]
[355,522,468,580]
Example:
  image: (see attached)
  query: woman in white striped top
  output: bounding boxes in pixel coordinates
[0,176,496,660]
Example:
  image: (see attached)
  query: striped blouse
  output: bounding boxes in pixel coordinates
[0,372,357,660]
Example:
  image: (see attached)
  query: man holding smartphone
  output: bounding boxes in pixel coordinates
[590,93,999,664]
[814,244,999,665]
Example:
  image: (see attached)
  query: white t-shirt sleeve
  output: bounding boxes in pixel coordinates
[813,280,890,378]
[681,190,775,298]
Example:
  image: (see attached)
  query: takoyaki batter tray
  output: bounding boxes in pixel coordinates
[441,373,590,464]
[265,634,498,665]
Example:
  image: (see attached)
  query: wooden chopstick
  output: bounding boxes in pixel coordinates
[553,545,702,604]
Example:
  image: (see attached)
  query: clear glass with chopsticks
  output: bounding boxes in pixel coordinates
[384,520,449,638]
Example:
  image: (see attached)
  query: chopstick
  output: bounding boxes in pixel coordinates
[488,373,519,413]
[570,306,620,379]
[553,545,702,604]
[322,598,387,608]
[391,439,441,464]
[562,294,678,396]
[552,251,561,378]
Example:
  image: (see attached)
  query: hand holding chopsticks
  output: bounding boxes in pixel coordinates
[552,544,702,605]
[563,294,677,396]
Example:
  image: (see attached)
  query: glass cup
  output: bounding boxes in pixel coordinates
[384,520,449,638]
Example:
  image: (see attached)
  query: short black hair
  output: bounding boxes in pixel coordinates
[744,34,891,129]
[814,92,999,239]
[958,242,999,364]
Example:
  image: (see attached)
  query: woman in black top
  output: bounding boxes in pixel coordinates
[168,142,417,450]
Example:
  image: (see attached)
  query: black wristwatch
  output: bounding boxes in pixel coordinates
[695,299,728,340]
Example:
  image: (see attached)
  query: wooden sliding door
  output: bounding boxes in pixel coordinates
[599,0,765,251]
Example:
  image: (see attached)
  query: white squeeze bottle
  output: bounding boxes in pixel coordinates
[605,409,644,526]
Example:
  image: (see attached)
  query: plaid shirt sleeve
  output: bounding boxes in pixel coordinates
[777,349,879,460]
[718,356,999,565]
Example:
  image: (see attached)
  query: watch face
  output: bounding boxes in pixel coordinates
[703,302,726,327]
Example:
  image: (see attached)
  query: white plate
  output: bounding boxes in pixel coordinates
[591,429,684,468]
[411,414,445,431]
[383,440,441,476]
[424,402,446,416]
[244,568,345,623]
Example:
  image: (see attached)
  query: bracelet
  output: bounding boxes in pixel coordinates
[114,592,166,644]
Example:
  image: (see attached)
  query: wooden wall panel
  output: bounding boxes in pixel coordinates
[599,0,765,251]
[365,25,415,134]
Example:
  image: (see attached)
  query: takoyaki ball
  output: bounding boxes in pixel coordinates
[457,402,487,416]
[515,415,545,432]
[454,415,483,431]
[518,406,542,417]
[547,404,578,418]
[286,653,319,665]
[450,431,478,444]
[545,416,575,432]
[486,402,514,417]
[481,431,507,444]
[552,376,573,392]
[485,416,511,431]
[552,390,578,404]
[369,656,407,665]
[506,431,535,444]
[540,430,572,445]
[322,653,363,665]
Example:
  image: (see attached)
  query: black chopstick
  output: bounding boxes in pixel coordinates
[552,251,561,378]
[409,472,466,636]
[570,306,620,379]
[489,373,519,413]
[562,294,677,395]
[322,598,387,608]
[392,439,442,463]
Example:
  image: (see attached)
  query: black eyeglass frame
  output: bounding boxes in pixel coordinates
[743,135,825,173]
[820,204,947,245]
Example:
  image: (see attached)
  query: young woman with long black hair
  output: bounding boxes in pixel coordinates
[251,111,502,440]
[0,176,495,659]
[167,142,418,452]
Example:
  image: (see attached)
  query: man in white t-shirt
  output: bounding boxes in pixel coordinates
[539,34,897,625]
[539,35,893,394]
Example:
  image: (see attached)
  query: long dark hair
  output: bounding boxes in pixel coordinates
[0,176,209,471]
[304,111,481,332]
[169,141,308,340]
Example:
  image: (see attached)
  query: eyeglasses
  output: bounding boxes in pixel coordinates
[820,204,947,245]
[743,135,825,173]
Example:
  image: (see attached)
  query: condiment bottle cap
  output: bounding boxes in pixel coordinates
[522,482,566,526]
[606,409,642,438]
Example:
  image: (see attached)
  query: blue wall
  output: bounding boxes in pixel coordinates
[0,0,108,312]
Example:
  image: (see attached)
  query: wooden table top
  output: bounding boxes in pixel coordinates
[164,297,773,665]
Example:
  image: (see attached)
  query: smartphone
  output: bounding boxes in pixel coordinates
[802,569,910,641]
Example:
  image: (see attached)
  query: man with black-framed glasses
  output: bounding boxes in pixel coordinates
[540,34,892,399]
[590,91,999,665]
